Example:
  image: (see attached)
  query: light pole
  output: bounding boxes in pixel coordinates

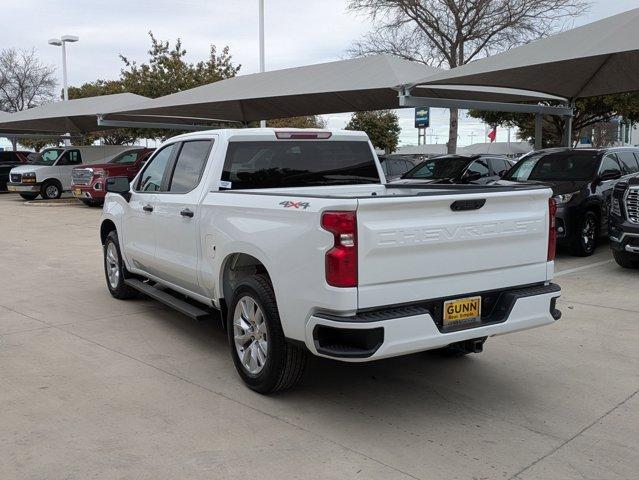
[48,35,79,102]
[259,0,266,128]
[49,35,78,145]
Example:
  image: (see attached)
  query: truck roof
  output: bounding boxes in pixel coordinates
[166,128,370,143]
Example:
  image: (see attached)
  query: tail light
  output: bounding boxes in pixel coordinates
[321,211,357,287]
[548,198,557,261]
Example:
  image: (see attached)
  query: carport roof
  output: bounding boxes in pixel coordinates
[104,55,563,124]
[409,8,639,99]
[0,93,149,134]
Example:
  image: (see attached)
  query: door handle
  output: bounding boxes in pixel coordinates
[143,204,153,213]
[180,208,194,218]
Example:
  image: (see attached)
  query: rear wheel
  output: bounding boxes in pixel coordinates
[570,211,598,256]
[612,250,639,269]
[40,180,62,200]
[227,275,306,393]
[103,230,138,299]
[19,193,39,200]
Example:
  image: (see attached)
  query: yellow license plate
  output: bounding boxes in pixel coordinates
[443,296,481,327]
[73,188,82,196]
[7,185,16,192]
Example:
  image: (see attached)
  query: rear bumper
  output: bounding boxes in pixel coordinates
[305,283,561,361]
[7,182,40,192]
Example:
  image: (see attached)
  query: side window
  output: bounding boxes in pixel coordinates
[168,140,212,193]
[58,150,82,165]
[599,155,622,175]
[467,160,490,177]
[618,151,639,174]
[136,144,176,192]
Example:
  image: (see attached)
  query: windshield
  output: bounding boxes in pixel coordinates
[109,151,141,165]
[402,157,471,180]
[221,141,380,189]
[506,152,599,181]
[31,148,65,166]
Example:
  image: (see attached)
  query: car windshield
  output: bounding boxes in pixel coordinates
[505,152,599,181]
[109,151,141,165]
[402,157,471,180]
[30,148,64,165]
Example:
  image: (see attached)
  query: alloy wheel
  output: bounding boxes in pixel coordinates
[582,217,596,252]
[233,296,268,375]
[105,242,120,289]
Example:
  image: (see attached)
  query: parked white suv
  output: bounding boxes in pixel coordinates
[8,145,138,200]
[100,129,562,393]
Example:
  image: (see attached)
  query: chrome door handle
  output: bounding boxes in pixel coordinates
[180,208,194,218]
[142,204,153,213]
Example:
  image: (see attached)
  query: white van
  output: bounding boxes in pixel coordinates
[8,146,142,200]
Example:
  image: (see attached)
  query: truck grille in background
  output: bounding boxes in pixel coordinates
[10,173,21,183]
[626,188,639,223]
[72,169,93,186]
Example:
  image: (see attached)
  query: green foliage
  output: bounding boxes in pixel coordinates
[345,110,400,153]
[469,93,639,147]
[17,137,58,152]
[266,116,327,129]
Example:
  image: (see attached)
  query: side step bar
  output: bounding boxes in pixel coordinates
[124,279,214,321]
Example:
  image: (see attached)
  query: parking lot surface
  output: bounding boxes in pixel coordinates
[1,193,637,480]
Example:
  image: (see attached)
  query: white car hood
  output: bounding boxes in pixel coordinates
[10,164,50,174]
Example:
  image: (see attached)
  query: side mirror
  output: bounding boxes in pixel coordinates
[599,170,622,182]
[106,176,131,201]
[464,171,482,183]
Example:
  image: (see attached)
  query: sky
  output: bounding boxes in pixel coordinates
[2,0,639,149]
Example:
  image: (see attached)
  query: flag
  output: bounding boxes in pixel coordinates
[488,126,497,143]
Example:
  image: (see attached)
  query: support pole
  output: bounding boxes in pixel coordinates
[259,0,266,129]
[534,113,543,150]
[564,100,575,148]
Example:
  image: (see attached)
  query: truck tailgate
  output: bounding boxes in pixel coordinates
[356,188,552,309]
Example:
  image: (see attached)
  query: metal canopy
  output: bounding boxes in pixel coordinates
[408,8,639,100]
[0,93,149,135]
[104,55,563,124]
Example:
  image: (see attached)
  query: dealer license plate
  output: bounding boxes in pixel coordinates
[443,296,481,327]
[73,188,82,197]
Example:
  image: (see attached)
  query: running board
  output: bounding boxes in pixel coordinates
[124,279,214,321]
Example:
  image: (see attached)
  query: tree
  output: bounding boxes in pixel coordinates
[266,116,327,129]
[470,93,639,147]
[347,0,588,153]
[345,110,400,153]
[0,48,56,112]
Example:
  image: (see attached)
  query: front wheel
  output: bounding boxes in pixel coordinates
[570,212,598,256]
[227,275,306,394]
[40,180,62,200]
[613,250,639,269]
[103,230,138,299]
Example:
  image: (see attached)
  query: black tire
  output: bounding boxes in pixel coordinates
[612,250,639,269]
[570,211,598,256]
[81,199,103,207]
[19,193,39,200]
[40,180,62,200]
[103,230,138,300]
[227,275,306,394]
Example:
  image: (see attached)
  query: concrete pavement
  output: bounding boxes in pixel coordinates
[0,194,637,480]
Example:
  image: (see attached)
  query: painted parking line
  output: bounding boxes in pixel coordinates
[555,259,614,277]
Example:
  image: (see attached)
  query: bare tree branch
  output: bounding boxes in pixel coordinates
[0,48,56,113]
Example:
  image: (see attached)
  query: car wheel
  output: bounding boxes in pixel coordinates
[612,250,639,269]
[570,211,598,256]
[103,230,138,299]
[227,275,307,393]
[40,180,62,200]
[19,193,39,200]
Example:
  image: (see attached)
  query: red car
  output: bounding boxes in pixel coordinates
[72,148,155,206]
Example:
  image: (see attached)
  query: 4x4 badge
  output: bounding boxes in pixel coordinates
[279,200,310,210]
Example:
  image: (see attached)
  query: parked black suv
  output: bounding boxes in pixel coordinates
[504,147,639,256]
[398,154,514,184]
[0,151,31,191]
[609,176,639,268]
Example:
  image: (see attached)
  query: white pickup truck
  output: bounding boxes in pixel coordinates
[100,128,561,393]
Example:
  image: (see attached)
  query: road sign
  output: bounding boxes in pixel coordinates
[415,108,430,128]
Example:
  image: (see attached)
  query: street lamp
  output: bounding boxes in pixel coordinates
[48,35,79,102]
